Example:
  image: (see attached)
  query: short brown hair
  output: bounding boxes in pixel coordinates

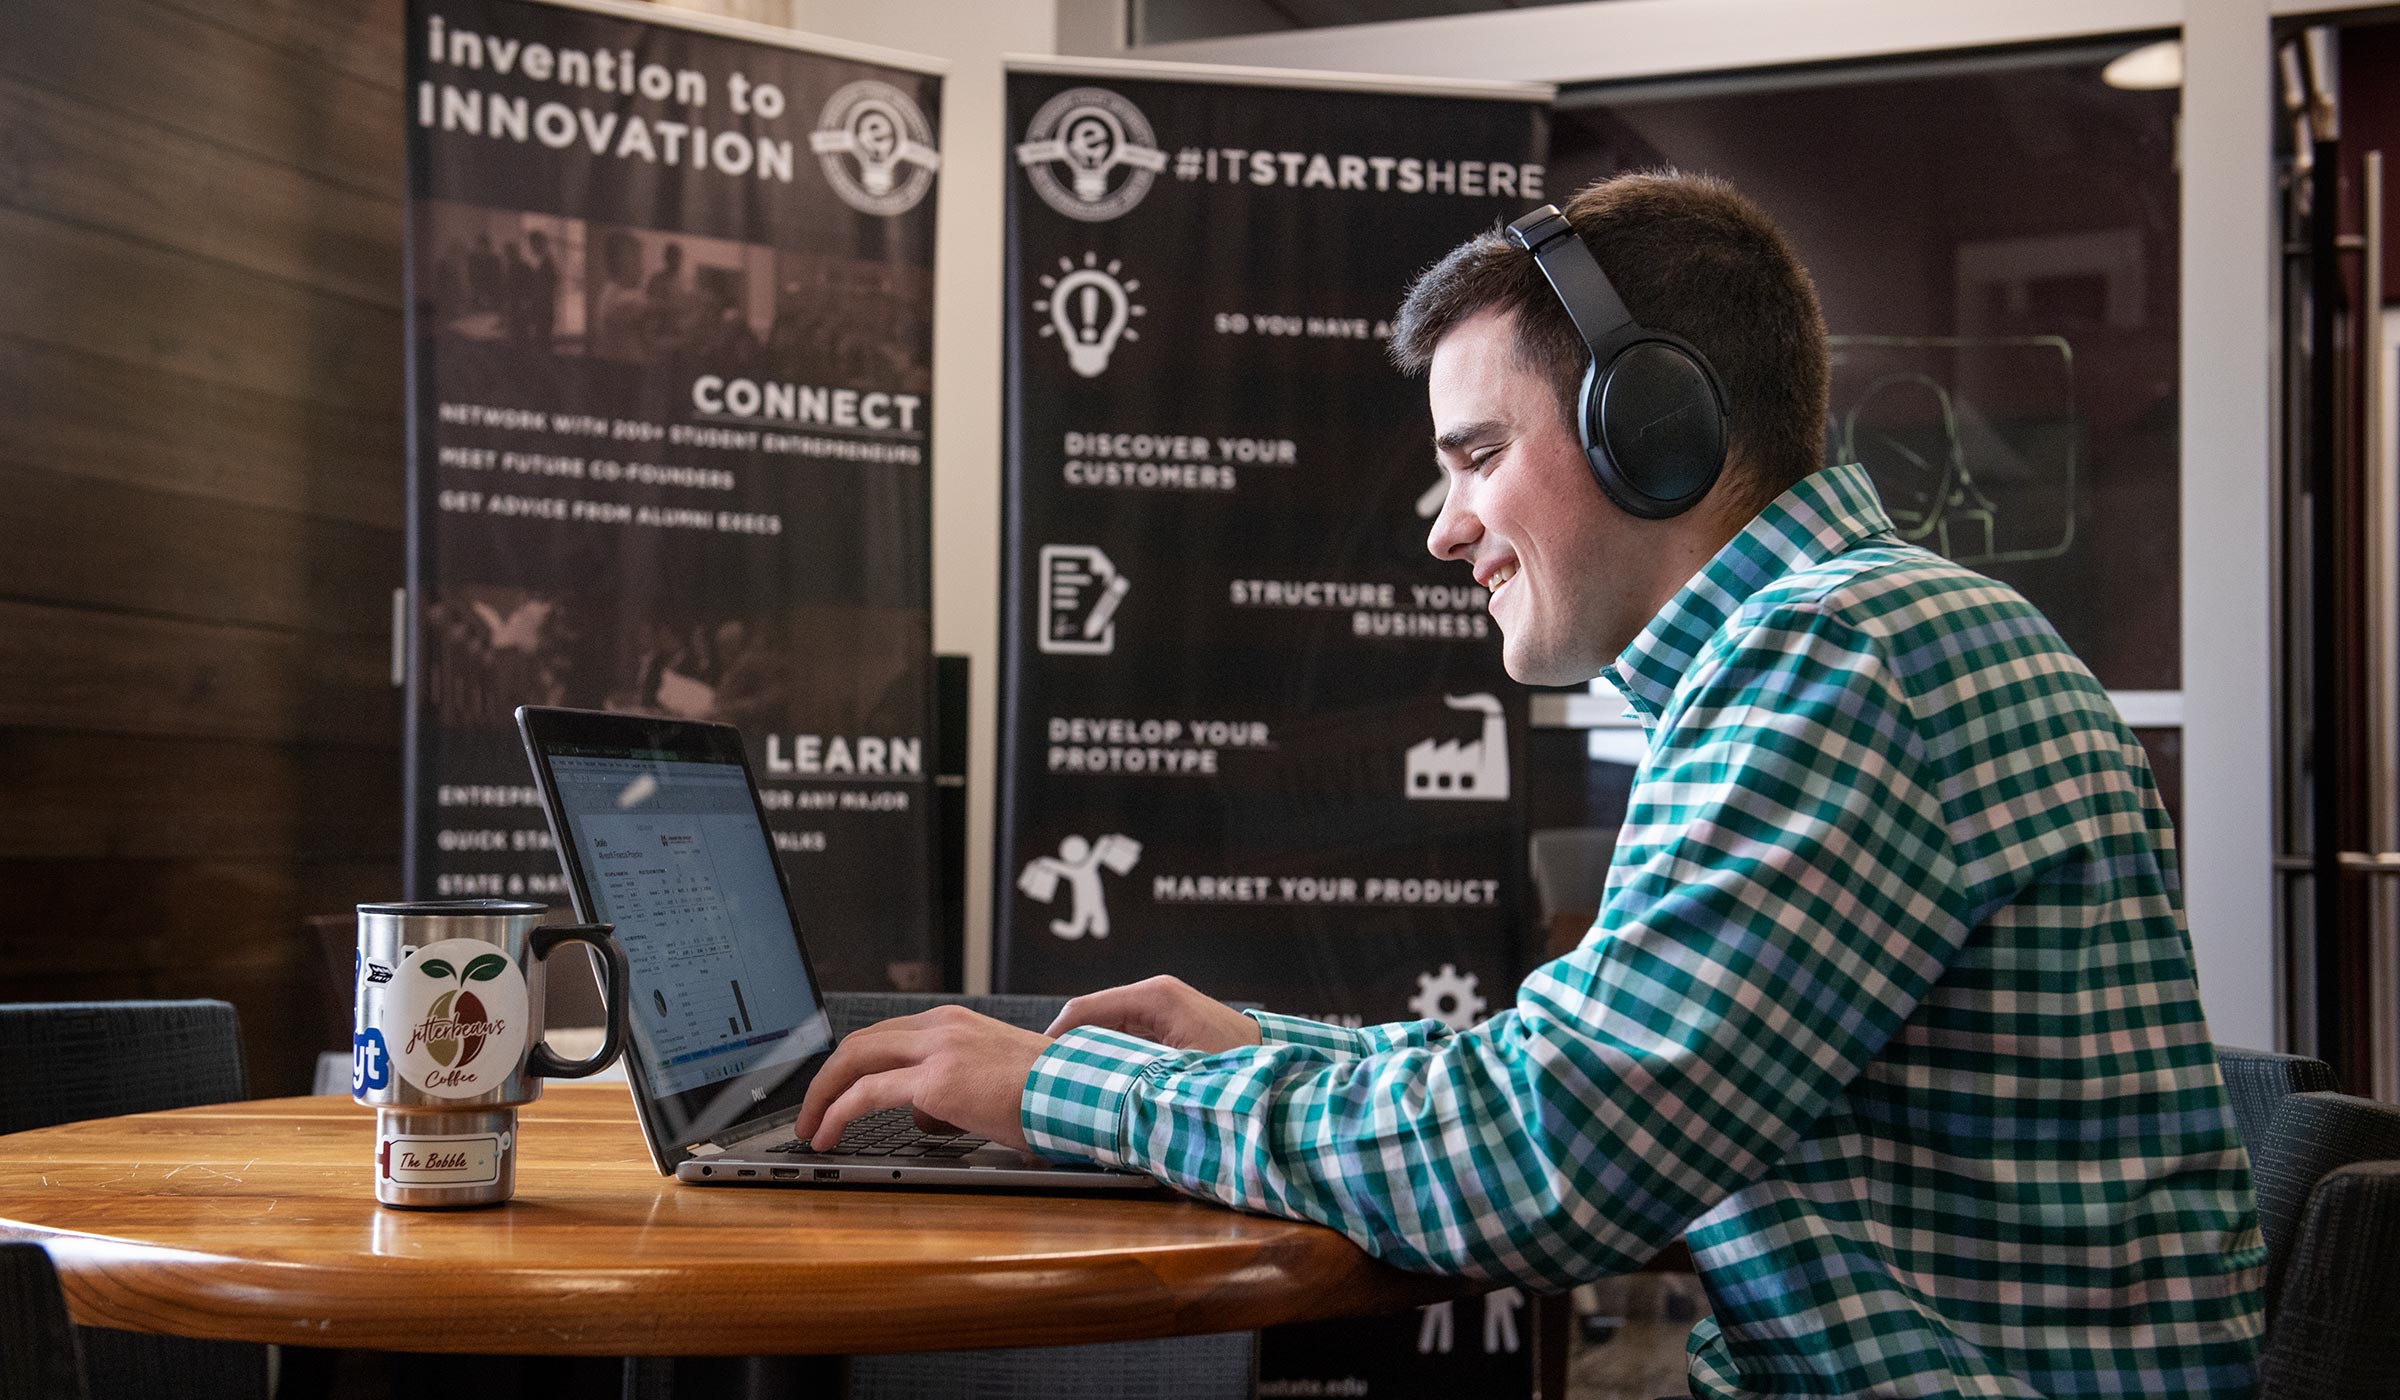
[1391,170,1830,509]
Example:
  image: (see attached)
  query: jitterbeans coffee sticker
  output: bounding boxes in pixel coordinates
[391,938,530,1098]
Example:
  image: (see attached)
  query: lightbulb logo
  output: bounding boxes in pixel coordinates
[1016,87,1166,222]
[1035,253,1145,378]
[811,80,941,217]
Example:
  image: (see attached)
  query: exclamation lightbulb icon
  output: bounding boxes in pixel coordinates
[1034,253,1144,378]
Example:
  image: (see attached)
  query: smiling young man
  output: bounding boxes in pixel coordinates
[796,172,2267,1399]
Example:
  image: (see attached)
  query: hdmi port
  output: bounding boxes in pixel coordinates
[773,1168,800,1180]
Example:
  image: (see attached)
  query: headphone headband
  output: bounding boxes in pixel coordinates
[1503,206,1634,352]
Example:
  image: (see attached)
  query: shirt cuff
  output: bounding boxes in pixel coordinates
[1245,1009,1373,1056]
[1021,1025,1171,1167]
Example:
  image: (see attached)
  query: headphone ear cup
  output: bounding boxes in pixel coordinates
[1575,359,1644,516]
[1587,339,1728,520]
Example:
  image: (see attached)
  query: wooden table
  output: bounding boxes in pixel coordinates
[0,1084,1460,1356]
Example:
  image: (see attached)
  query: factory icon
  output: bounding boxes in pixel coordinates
[1404,694,1509,802]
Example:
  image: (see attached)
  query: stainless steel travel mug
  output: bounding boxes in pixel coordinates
[353,899,628,1208]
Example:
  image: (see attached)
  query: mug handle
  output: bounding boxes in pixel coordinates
[526,923,629,1080]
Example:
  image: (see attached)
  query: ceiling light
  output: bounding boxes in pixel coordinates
[2104,39,2183,91]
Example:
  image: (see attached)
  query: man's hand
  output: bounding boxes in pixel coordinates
[793,1005,1049,1154]
[1045,975,1262,1053]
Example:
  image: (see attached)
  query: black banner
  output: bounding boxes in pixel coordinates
[1259,1290,1537,1398]
[403,0,941,993]
[999,64,1545,1031]
[998,65,1547,1398]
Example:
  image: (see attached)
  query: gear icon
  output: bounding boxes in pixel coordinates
[1408,964,1486,1031]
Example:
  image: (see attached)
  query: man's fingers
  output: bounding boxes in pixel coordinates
[788,1004,1042,1153]
[794,1019,933,1138]
[807,1067,922,1152]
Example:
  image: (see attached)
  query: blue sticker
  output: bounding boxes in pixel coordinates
[352,1027,391,1094]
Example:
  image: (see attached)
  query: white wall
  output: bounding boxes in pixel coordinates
[2178,0,2278,1051]
[783,0,1061,993]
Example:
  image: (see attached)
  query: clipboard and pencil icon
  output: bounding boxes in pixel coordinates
[1038,544,1130,655]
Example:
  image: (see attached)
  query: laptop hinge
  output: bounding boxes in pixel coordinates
[699,1105,803,1156]
[750,1105,801,1132]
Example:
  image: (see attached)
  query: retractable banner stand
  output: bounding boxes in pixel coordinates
[998,61,1548,1397]
[403,0,942,993]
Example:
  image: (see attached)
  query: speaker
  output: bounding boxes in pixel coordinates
[931,653,969,991]
[1503,204,1728,519]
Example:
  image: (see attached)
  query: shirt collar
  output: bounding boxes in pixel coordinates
[1605,461,1897,721]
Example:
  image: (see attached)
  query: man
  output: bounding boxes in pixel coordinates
[795,172,2265,1399]
[510,229,559,345]
[589,230,651,363]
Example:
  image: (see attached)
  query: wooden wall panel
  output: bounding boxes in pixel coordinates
[0,77,403,308]
[0,732,400,864]
[1,0,401,196]
[0,207,401,409]
[0,858,399,1091]
[0,339,403,529]
[0,464,398,634]
[0,0,410,1096]
[147,0,408,96]
[0,599,397,746]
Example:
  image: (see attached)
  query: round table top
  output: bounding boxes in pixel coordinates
[0,1085,1459,1355]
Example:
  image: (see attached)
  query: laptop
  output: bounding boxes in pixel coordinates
[514,705,1152,1191]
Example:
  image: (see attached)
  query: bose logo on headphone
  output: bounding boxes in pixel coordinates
[1503,204,1729,520]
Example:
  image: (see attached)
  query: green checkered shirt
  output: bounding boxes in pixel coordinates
[1022,462,2265,1399]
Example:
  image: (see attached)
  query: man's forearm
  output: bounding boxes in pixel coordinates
[1244,1009,1452,1057]
[1022,1016,1671,1289]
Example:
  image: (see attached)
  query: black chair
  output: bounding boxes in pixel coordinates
[0,999,247,1133]
[0,1001,267,1400]
[825,993,1256,1400]
[821,990,1089,1042]
[0,1242,90,1400]
[844,1332,1256,1400]
[2214,1044,2340,1311]
[2249,1091,2400,1400]
[2215,1045,2341,1158]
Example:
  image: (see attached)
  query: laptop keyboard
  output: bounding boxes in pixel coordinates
[765,1105,988,1159]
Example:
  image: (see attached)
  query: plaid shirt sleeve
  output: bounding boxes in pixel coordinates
[1245,1009,1450,1056]
[1022,602,1964,1286]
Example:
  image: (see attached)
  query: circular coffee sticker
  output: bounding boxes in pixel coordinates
[390,938,531,1099]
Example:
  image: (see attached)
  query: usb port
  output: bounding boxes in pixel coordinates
[813,1168,840,1181]
[737,1169,757,1178]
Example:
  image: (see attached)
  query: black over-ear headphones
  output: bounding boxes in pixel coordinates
[1503,204,1729,519]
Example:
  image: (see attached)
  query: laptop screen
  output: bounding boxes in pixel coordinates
[539,732,832,1139]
